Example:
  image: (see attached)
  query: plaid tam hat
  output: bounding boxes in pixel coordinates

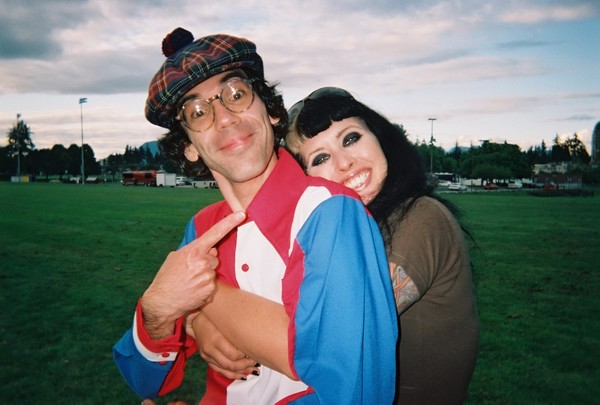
[145,28,264,128]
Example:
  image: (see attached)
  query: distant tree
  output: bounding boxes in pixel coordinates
[526,146,535,166]
[59,143,101,178]
[104,152,125,181]
[28,148,53,180]
[593,122,600,166]
[449,142,462,163]
[462,143,479,178]
[51,144,70,179]
[551,135,570,162]
[540,140,549,163]
[563,133,590,164]
[414,141,429,171]
[144,147,156,166]
[67,144,82,177]
[6,117,35,175]
[441,156,458,173]
[102,142,184,180]
[527,140,551,166]
[471,163,511,181]
[457,155,474,178]
[123,145,146,168]
[483,141,529,178]
[413,141,445,173]
[0,145,11,177]
[82,144,101,176]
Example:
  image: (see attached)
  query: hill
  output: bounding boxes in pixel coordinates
[140,140,159,156]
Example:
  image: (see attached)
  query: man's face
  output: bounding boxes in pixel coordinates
[182,70,278,186]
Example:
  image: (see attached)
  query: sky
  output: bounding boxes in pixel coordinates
[1,0,599,160]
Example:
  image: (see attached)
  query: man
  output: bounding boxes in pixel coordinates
[113,28,397,404]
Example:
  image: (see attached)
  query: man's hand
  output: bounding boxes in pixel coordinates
[141,211,246,340]
[186,310,259,380]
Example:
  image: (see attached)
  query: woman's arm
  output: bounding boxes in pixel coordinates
[389,261,422,314]
[194,281,295,379]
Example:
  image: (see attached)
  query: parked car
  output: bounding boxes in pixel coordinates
[175,176,191,186]
[448,182,467,191]
[483,183,499,190]
[543,182,558,191]
[508,179,523,189]
[85,176,102,184]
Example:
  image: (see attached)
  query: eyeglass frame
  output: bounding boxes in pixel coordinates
[175,77,256,132]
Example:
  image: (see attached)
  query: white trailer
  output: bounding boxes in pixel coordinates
[192,180,218,189]
[156,172,176,187]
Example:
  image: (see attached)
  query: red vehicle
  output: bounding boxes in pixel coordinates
[122,170,157,186]
[483,183,499,190]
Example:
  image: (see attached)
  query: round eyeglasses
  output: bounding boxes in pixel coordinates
[176,78,255,132]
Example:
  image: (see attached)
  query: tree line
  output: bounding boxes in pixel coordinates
[407,124,596,183]
[1,118,180,182]
[2,118,598,183]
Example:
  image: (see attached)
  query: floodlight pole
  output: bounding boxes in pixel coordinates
[428,117,436,174]
[16,113,21,182]
[79,97,87,184]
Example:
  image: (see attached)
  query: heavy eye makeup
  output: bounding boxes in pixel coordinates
[310,153,330,168]
[308,131,363,168]
[342,131,362,147]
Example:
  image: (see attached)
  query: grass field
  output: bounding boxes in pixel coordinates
[1,182,598,404]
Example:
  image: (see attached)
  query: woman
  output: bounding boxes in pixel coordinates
[285,87,479,404]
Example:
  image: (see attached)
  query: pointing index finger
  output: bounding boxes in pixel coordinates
[193,211,246,251]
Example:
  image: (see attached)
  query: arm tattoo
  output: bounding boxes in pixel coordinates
[389,261,421,315]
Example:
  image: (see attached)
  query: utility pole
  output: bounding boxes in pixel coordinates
[16,113,21,182]
[79,98,87,184]
[428,117,436,174]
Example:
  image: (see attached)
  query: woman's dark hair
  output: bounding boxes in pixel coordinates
[286,91,471,247]
[158,68,288,178]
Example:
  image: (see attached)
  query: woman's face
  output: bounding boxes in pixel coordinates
[298,117,387,204]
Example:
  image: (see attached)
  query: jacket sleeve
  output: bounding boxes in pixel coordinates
[113,218,199,398]
[113,299,197,398]
[113,302,196,398]
[286,195,398,404]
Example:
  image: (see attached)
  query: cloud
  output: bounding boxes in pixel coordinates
[495,39,555,50]
[558,114,596,121]
[0,0,598,158]
[0,0,89,60]
[499,1,600,24]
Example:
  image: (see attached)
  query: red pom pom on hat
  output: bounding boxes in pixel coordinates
[162,27,194,57]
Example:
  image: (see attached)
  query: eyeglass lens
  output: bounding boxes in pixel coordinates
[181,79,254,132]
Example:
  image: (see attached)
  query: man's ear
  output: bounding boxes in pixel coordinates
[184,143,200,162]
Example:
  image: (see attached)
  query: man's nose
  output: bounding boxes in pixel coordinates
[213,101,241,130]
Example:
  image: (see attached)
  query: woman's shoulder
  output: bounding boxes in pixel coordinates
[408,196,454,221]
[392,196,463,241]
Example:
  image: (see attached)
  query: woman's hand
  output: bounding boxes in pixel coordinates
[187,311,260,380]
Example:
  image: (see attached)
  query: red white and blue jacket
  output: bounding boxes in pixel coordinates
[113,149,397,404]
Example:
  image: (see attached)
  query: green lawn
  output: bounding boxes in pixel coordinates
[446,191,600,404]
[0,183,598,404]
